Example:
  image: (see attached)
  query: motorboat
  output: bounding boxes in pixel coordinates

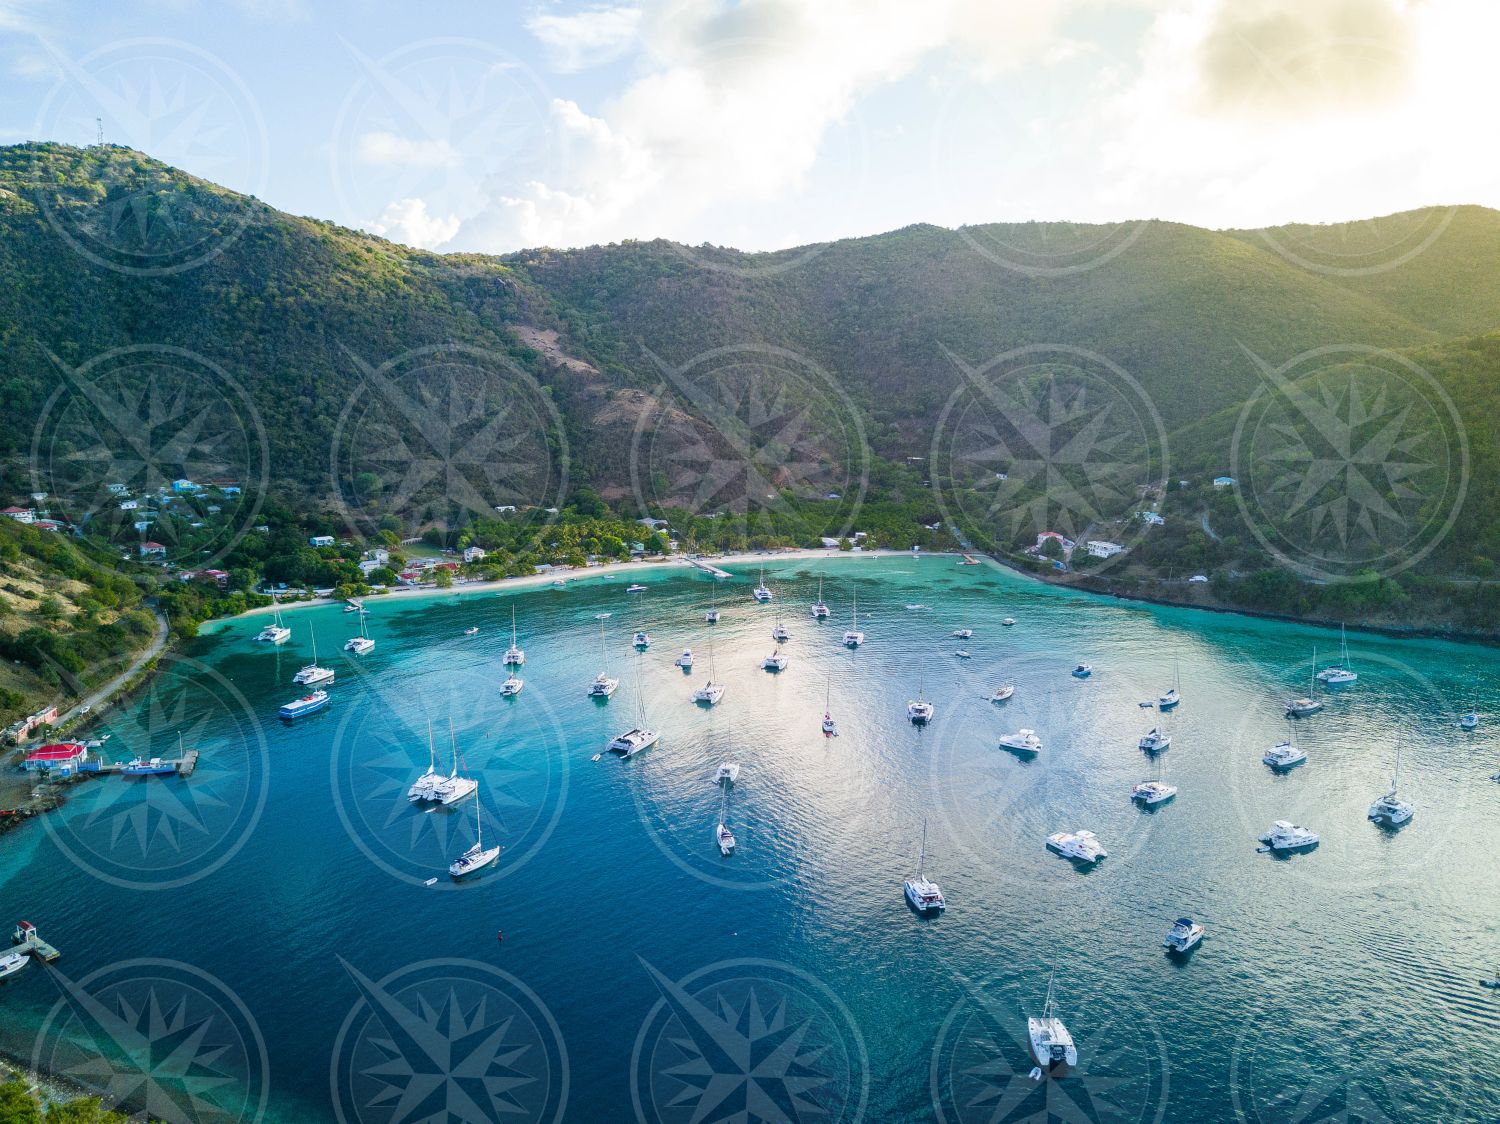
[632,631,651,649]
[1071,664,1092,678]
[762,647,788,671]
[499,671,524,697]
[0,949,28,980]
[1138,728,1171,753]
[278,689,329,720]
[842,592,865,648]
[675,648,695,669]
[716,820,736,855]
[903,821,945,912]
[991,683,1015,703]
[1258,820,1319,852]
[953,628,973,640]
[1263,740,1306,770]
[292,634,334,685]
[716,762,740,785]
[626,583,647,593]
[1028,972,1078,1069]
[811,579,830,619]
[463,626,479,636]
[1046,829,1106,863]
[1368,740,1414,826]
[1130,780,1177,806]
[503,606,525,665]
[998,728,1041,755]
[449,785,500,879]
[1163,918,1204,953]
[120,757,176,776]
[1316,624,1358,684]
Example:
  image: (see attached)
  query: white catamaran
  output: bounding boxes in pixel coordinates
[1286,646,1324,717]
[1317,623,1358,685]
[344,612,374,655]
[448,784,500,879]
[842,591,865,648]
[588,619,619,698]
[1028,971,1078,1069]
[811,578,830,619]
[503,605,525,666]
[255,602,290,644]
[292,633,334,686]
[692,642,725,706]
[607,657,660,757]
[903,820,945,912]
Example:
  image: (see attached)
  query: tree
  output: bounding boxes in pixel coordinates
[0,1079,41,1124]
[433,568,453,589]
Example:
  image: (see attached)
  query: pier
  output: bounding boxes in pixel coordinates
[13,921,60,962]
[687,558,732,579]
[90,747,199,777]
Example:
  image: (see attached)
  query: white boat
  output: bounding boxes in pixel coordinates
[499,671,524,696]
[907,688,935,724]
[344,613,374,655]
[693,643,725,705]
[706,583,720,624]
[821,674,838,737]
[503,606,525,666]
[552,579,566,588]
[407,723,441,801]
[762,647,788,672]
[811,579,830,619]
[292,633,334,685]
[1263,738,1306,770]
[675,648,695,669]
[716,762,740,785]
[462,626,479,636]
[716,820,736,855]
[436,723,478,805]
[842,591,864,648]
[1138,727,1171,753]
[1001,617,1016,627]
[999,728,1041,755]
[903,821,945,912]
[278,688,329,720]
[991,683,1015,703]
[626,583,647,593]
[1286,645,1324,717]
[344,599,363,613]
[1459,709,1479,730]
[1368,740,1414,826]
[1258,820,1319,852]
[632,630,651,649]
[753,567,773,602]
[1028,972,1078,1069]
[1317,624,1358,684]
[588,619,618,697]
[1071,663,1092,679]
[448,784,500,879]
[1163,917,1204,953]
[0,949,28,980]
[772,623,791,642]
[954,649,972,659]
[608,660,659,757]
[1047,829,1106,863]
[255,604,290,644]
[1131,780,1177,806]
[1158,657,1181,709]
[952,628,973,640]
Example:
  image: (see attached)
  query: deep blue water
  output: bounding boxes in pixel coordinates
[1,555,1498,1123]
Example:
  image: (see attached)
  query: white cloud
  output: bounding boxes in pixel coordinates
[367,197,461,250]
[356,132,459,169]
[527,3,642,72]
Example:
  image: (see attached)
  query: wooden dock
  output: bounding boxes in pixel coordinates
[93,748,199,777]
[13,923,59,962]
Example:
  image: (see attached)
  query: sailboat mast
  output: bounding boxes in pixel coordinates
[918,820,927,879]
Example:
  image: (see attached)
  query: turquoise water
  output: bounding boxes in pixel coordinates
[2,555,1498,1123]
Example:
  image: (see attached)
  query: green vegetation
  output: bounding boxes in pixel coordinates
[0,1078,125,1123]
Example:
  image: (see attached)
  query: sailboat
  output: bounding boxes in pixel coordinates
[705,582,720,624]
[1368,738,1414,826]
[771,601,790,643]
[1286,645,1324,717]
[1158,658,1180,709]
[1317,623,1358,684]
[292,632,334,685]
[692,641,725,705]
[437,722,478,805]
[343,611,374,654]
[842,591,865,648]
[903,821,945,912]
[255,601,290,644]
[503,605,525,666]
[1027,971,1078,1069]
[448,784,501,878]
[716,791,736,855]
[499,664,524,697]
[587,618,619,698]
[753,566,773,602]
[407,721,441,801]
[811,578,830,619]
[821,675,839,736]
[1263,720,1307,770]
[607,655,660,756]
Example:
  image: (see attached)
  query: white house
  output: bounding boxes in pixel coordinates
[820,537,841,548]
[118,499,138,511]
[1137,511,1165,526]
[1213,476,1236,488]
[494,505,517,514]
[139,541,168,557]
[106,483,129,495]
[1086,540,1124,559]
[1,506,35,524]
[463,546,487,563]
[1188,574,1209,583]
[309,535,335,547]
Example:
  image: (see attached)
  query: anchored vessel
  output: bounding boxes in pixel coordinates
[999,728,1041,755]
[1163,917,1204,953]
[1131,780,1177,806]
[842,591,865,648]
[344,612,374,655]
[903,821,946,912]
[292,634,334,686]
[608,659,659,757]
[278,689,329,720]
[1258,820,1319,852]
[1028,972,1078,1069]
[1138,727,1171,753]
[1286,645,1324,717]
[1368,740,1414,826]
[255,603,290,644]
[448,785,500,879]
[1047,829,1107,864]
[1317,623,1358,684]
[503,606,525,666]
[811,578,829,619]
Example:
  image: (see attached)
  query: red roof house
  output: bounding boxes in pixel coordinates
[24,743,88,773]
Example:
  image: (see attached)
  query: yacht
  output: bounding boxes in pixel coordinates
[503,606,525,666]
[120,757,176,777]
[1263,738,1307,770]
[692,643,725,705]
[344,613,374,655]
[1317,624,1358,684]
[278,689,329,720]
[1285,645,1323,717]
[589,673,620,698]
[716,762,740,785]
[1028,972,1078,1069]
[1159,659,1181,709]
[772,622,791,643]
[436,724,478,805]
[716,819,736,856]
[842,592,865,648]
[706,584,720,624]
[821,675,838,737]
[998,728,1042,755]
[407,723,441,801]
[448,786,500,879]
[1138,727,1171,753]
[626,583,647,593]
[952,628,973,640]
[675,648,695,669]
[292,634,334,686]
[1163,918,1204,954]
[1459,710,1479,731]
[811,579,830,619]
[632,630,651,649]
[1258,820,1319,852]
[753,567,773,602]
[903,821,946,912]
[0,948,28,980]
[907,690,935,725]
[991,683,1015,703]
[762,647,789,672]
[1130,780,1177,806]
[608,661,659,757]
[499,669,524,696]
[1046,829,1106,864]
[255,604,290,644]
[1368,741,1414,826]
[1071,663,1092,679]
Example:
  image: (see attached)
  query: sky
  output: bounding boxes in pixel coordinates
[2,0,1498,254]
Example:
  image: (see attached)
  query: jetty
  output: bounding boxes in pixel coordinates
[12,920,60,962]
[687,558,732,579]
[89,747,199,777]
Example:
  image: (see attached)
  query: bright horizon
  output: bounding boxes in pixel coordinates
[3,0,1498,254]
